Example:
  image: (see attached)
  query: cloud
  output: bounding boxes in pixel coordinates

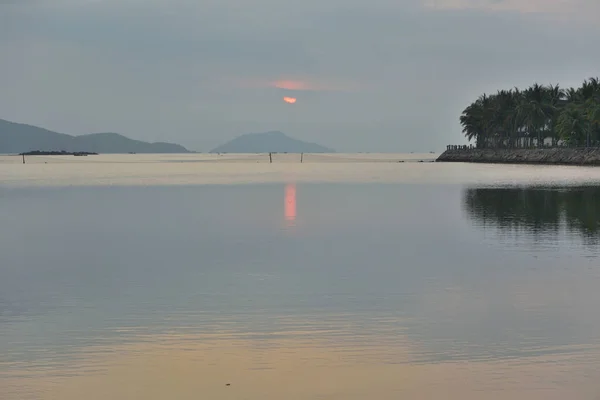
[272,80,321,91]
[230,78,364,93]
[422,0,600,20]
[1,0,600,151]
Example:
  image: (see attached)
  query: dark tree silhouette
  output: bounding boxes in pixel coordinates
[460,78,600,148]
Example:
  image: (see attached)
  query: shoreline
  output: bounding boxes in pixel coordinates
[436,148,600,166]
[20,150,98,156]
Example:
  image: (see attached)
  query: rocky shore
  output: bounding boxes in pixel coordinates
[436,148,600,166]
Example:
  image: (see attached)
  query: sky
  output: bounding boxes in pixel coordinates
[1,0,599,152]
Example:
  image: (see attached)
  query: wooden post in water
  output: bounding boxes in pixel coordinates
[22,154,25,164]
[300,153,303,163]
[269,152,272,164]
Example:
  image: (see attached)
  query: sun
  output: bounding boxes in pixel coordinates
[283,97,297,104]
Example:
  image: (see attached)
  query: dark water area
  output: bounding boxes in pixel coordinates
[464,186,600,244]
[1,182,599,399]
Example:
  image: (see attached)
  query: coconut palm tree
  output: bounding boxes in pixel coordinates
[520,83,548,147]
[544,84,565,146]
[557,103,589,146]
[580,77,600,101]
[460,94,496,148]
[565,87,580,103]
[492,89,521,147]
[460,78,599,148]
[588,100,600,125]
[585,97,600,145]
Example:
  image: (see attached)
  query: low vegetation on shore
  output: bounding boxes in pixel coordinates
[460,78,600,148]
[20,150,98,156]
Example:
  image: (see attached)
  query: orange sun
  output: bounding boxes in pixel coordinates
[283,96,297,104]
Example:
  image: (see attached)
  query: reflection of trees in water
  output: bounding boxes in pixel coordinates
[463,186,600,244]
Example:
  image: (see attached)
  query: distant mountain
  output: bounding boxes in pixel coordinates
[0,119,191,154]
[211,131,334,153]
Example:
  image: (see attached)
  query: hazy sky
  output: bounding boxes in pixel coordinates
[1,0,599,152]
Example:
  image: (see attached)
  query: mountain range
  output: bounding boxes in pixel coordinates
[0,118,335,154]
[0,119,190,154]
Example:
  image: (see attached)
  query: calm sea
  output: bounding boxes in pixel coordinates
[1,154,600,399]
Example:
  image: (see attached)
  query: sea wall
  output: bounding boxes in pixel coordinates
[436,148,600,166]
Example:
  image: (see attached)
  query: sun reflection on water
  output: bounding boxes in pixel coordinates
[285,183,297,226]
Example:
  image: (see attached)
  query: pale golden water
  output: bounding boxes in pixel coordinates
[3,152,600,187]
[1,154,600,399]
[5,332,600,400]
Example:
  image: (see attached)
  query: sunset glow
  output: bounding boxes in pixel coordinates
[273,80,311,91]
[283,97,297,104]
[254,78,360,93]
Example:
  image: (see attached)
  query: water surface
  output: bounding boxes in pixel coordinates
[1,155,600,399]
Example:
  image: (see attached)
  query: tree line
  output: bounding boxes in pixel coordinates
[460,78,600,148]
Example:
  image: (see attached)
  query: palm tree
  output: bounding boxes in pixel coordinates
[460,94,495,148]
[460,78,599,148]
[580,77,600,101]
[492,89,521,147]
[585,97,600,145]
[520,83,548,147]
[460,102,484,147]
[544,84,565,146]
[564,87,580,103]
[557,103,589,146]
[587,100,600,125]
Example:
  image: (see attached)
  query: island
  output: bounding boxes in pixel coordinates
[437,77,600,165]
[0,118,191,154]
[210,131,334,153]
[20,150,98,156]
